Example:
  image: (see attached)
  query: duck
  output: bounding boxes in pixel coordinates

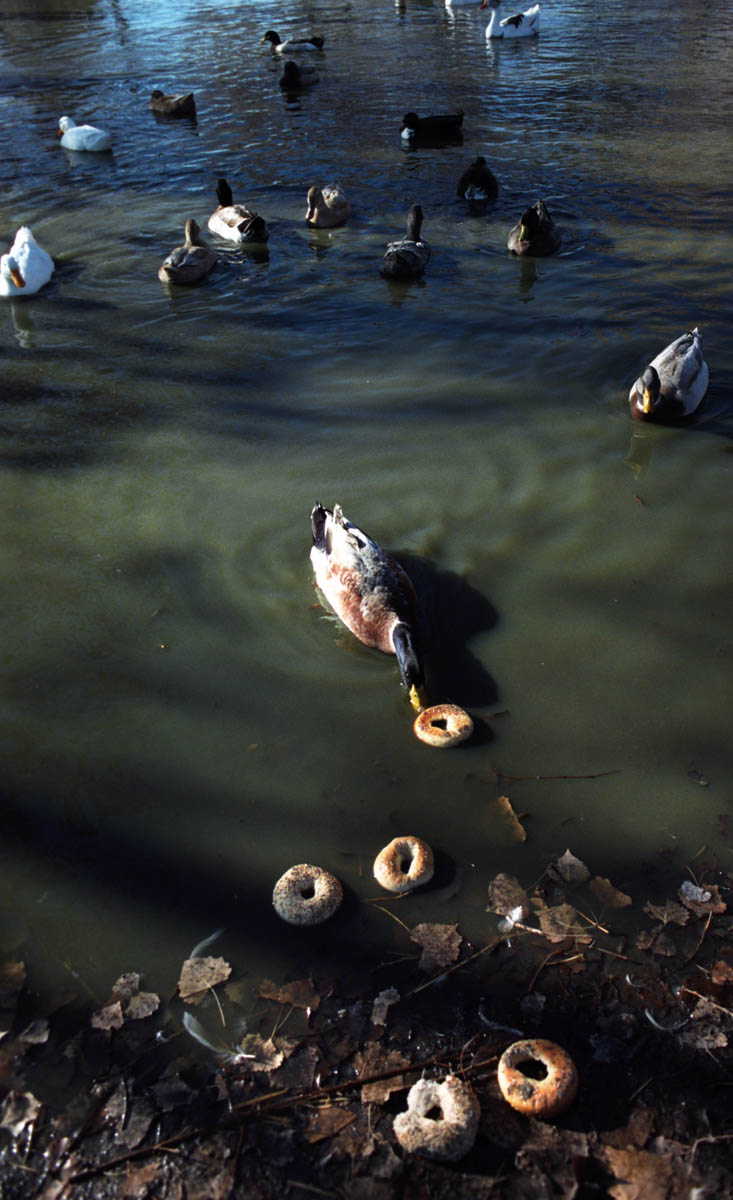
[381,205,430,280]
[207,178,269,243]
[401,110,464,145]
[507,199,561,256]
[149,89,196,118]
[57,115,111,151]
[279,60,319,89]
[628,329,708,423]
[483,1,540,38]
[158,219,217,285]
[457,156,498,201]
[262,29,324,52]
[305,184,351,228]
[0,226,54,297]
[310,502,427,712]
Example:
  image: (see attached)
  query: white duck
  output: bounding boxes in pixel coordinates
[0,227,54,297]
[305,184,351,228]
[57,115,111,151]
[628,329,708,423]
[483,1,540,38]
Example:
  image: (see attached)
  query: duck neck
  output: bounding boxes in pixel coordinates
[486,3,501,36]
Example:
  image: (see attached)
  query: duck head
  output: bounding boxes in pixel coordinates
[392,623,428,713]
[633,365,661,416]
[261,30,281,46]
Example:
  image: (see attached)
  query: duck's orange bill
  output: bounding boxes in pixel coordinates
[10,267,25,288]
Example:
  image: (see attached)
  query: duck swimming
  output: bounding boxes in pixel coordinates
[262,30,324,52]
[305,184,351,227]
[507,199,560,256]
[0,226,54,297]
[381,205,430,280]
[310,502,427,712]
[628,329,708,423]
[149,89,196,117]
[158,219,217,285]
[483,1,540,38]
[401,110,464,145]
[280,60,319,89]
[457,155,499,201]
[208,178,269,243]
[57,115,111,151]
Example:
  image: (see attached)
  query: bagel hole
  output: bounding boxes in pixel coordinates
[399,857,411,874]
[425,1105,444,1121]
[299,885,316,900]
[430,718,448,730]
[518,1056,548,1081]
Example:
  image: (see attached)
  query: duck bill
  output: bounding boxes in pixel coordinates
[10,266,25,288]
[641,387,654,415]
[409,683,429,714]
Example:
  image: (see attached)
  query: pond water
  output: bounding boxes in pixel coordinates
[1,0,731,1018]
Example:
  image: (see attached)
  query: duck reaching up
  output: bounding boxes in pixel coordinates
[310,502,427,712]
[381,205,430,280]
[483,1,540,38]
[208,178,269,243]
[158,220,217,285]
[57,115,111,151]
[628,329,708,423]
[305,184,351,228]
[507,199,560,256]
[279,60,319,89]
[401,110,464,146]
[262,30,324,52]
[0,227,54,297]
[457,156,499,201]
[149,89,196,117]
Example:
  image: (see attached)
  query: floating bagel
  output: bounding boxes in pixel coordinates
[272,864,343,926]
[373,836,434,893]
[414,703,473,748]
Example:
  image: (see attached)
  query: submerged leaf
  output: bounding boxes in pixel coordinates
[590,876,632,909]
[305,1105,356,1144]
[496,795,527,843]
[538,903,592,945]
[237,1034,284,1072]
[257,977,321,1012]
[178,956,232,1004]
[410,923,462,970]
[643,900,689,927]
[555,849,590,885]
[486,872,530,919]
[371,987,400,1026]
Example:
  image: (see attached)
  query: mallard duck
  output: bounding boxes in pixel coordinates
[158,219,216,285]
[279,60,319,89]
[381,205,430,280]
[483,1,540,38]
[507,199,560,256]
[0,226,54,297]
[207,178,269,243]
[149,89,196,117]
[457,156,498,201]
[262,30,324,52]
[310,502,427,712]
[305,184,351,228]
[401,110,464,145]
[628,329,708,423]
[57,115,111,151]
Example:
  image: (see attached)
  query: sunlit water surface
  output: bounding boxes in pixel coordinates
[1,0,731,1021]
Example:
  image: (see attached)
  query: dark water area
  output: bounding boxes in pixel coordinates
[1,0,731,1017]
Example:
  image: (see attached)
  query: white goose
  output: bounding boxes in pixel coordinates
[0,227,54,297]
[57,115,111,151]
[483,1,540,39]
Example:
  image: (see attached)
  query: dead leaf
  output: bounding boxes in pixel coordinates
[555,849,590,884]
[270,1043,319,1090]
[486,872,530,919]
[256,977,320,1012]
[237,1034,284,1072]
[0,961,26,1041]
[125,991,160,1020]
[679,882,726,917]
[711,960,733,986]
[91,1001,124,1032]
[371,987,400,1026]
[590,876,632,909]
[0,1090,41,1138]
[643,900,689,927]
[651,930,677,958]
[537,903,592,945]
[178,956,231,1004]
[496,795,527,842]
[354,1046,409,1104]
[305,1105,356,1144]
[409,923,462,970]
[121,1160,159,1198]
[604,1146,677,1200]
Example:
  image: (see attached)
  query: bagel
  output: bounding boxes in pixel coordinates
[373,836,434,893]
[414,703,473,748]
[272,864,343,926]
[497,1038,578,1119]
[394,1075,479,1161]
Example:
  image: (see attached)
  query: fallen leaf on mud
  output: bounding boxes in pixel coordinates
[256,977,321,1012]
[496,795,527,842]
[537,903,592,945]
[237,1034,285,1072]
[643,900,689,927]
[0,961,26,1040]
[91,1001,124,1032]
[371,987,400,1026]
[0,1090,41,1137]
[604,1145,678,1199]
[590,877,632,908]
[353,1046,409,1103]
[711,960,733,986]
[679,882,726,917]
[410,922,462,970]
[305,1104,356,1144]
[178,956,232,1004]
[486,872,530,919]
[555,849,590,884]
